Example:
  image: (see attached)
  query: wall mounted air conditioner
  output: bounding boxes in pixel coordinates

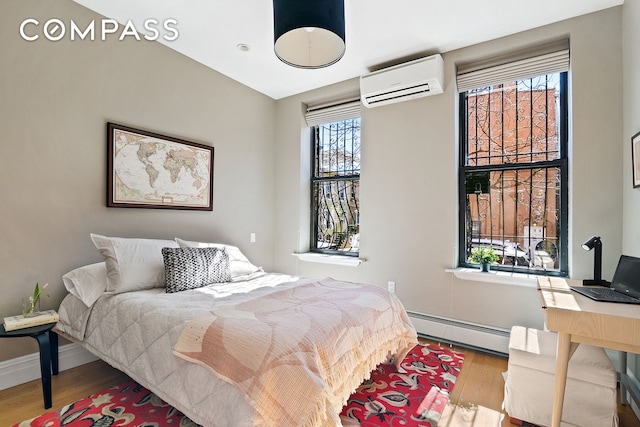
[360,54,444,108]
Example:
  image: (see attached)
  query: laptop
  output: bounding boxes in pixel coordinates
[570,255,640,304]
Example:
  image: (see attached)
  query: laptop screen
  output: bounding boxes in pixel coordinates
[611,255,640,299]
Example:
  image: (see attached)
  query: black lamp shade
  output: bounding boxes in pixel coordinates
[582,235,600,251]
[273,0,345,69]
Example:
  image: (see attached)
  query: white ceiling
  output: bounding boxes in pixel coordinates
[72,0,623,100]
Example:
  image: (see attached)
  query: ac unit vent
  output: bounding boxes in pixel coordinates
[360,54,444,108]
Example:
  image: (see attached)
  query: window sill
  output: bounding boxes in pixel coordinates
[292,252,363,267]
[445,267,539,288]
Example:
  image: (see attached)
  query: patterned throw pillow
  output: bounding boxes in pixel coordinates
[162,247,232,293]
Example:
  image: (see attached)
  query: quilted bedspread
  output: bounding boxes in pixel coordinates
[55,273,417,427]
[174,278,418,427]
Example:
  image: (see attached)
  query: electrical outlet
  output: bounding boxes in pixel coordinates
[250,232,256,243]
[387,281,396,293]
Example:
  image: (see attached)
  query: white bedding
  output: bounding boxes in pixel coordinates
[56,272,299,427]
[55,272,417,427]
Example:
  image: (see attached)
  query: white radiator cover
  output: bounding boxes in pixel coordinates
[408,311,510,355]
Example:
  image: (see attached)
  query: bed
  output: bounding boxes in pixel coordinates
[54,234,418,427]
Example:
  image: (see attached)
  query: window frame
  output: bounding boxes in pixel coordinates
[309,119,361,257]
[457,72,569,276]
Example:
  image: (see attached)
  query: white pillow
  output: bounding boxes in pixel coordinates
[91,233,178,293]
[62,262,108,307]
[175,238,262,279]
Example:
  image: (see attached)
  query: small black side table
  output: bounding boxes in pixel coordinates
[0,322,59,408]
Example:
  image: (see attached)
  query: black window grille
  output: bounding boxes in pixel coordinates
[311,118,360,256]
[459,73,568,275]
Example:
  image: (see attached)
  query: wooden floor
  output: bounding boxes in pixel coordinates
[1,339,639,426]
[0,361,130,426]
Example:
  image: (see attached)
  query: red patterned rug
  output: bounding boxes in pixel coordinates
[341,344,464,426]
[15,344,463,427]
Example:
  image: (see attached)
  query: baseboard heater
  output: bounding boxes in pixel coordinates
[408,311,510,356]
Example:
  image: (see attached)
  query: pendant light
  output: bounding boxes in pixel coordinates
[273,0,346,69]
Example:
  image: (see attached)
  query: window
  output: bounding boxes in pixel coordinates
[311,117,361,256]
[458,50,569,275]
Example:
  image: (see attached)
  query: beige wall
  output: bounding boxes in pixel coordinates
[0,1,628,366]
[623,0,640,405]
[273,7,623,333]
[0,0,276,361]
[623,0,640,277]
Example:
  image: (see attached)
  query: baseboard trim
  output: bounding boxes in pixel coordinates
[0,343,98,391]
[408,310,510,355]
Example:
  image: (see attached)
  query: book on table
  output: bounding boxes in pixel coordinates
[3,309,59,331]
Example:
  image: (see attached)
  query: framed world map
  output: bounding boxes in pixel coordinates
[107,122,214,210]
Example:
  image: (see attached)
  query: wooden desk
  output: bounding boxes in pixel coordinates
[538,277,640,427]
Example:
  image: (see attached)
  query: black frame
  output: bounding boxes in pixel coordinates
[309,123,360,257]
[457,73,569,276]
[632,130,640,188]
[107,122,214,211]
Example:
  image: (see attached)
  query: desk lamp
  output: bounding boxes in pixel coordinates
[582,236,610,286]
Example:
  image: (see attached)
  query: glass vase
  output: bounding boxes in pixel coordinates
[22,296,40,317]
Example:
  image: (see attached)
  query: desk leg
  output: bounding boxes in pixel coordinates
[50,330,59,375]
[551,332,572,427]
[620,351,628,405]
[33,333,52,409]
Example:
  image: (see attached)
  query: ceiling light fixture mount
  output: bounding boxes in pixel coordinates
[272,0,345,69]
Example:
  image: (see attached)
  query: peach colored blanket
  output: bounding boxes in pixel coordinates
[173,278,417,427]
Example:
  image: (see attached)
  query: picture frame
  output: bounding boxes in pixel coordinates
[107,122,214,210]
[633,131,640,189]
